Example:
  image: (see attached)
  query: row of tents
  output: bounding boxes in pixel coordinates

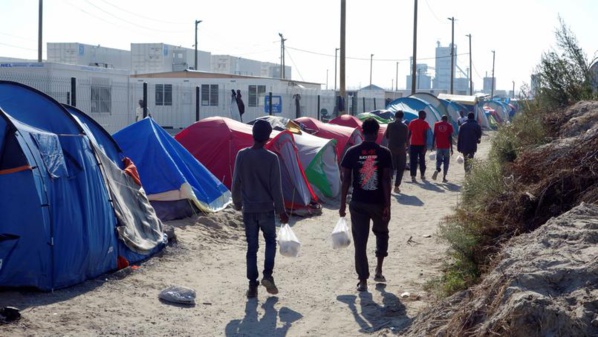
[0,81,379,290]
[352,93,519,136]
[4,79,515,291]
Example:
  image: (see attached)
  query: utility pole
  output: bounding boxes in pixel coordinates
[512,80,515,98]
[395,61,399,91]
[370,54,374,88]
[448,17,455,94]
[411,0,418,94]
[491,50,496,98]
[466,33,472,95]
[335,47,339,92]
[340,0,346,114]
[194,20,202,70]
[279,33,286,79]
[38,0,43,62]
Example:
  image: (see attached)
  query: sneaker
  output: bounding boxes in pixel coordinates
[356,280,368,292]
[261,277,279,295]
[393,186,401,194]
[432,170,439,181]
[246,284,258,299]
[411,176,416,183]
[421,175,426,181]
[443,177,448,183]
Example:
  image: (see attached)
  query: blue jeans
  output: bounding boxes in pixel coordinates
[435,148,451,175]
[244,211,277,286]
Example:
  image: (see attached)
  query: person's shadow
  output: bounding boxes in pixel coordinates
[393,193,424,206]
[337,283,412,334]
[224,297,303,337]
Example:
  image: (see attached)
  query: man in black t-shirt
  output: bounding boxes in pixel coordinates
[339,118,392,292]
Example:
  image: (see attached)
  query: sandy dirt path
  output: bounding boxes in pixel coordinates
[0,132,493,337]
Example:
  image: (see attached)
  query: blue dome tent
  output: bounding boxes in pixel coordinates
[0,81,165,291]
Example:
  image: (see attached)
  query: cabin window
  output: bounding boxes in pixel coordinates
[90,78,111,113]
[201,84,219,106]
[155,84,172,106]
[248,85,266,107]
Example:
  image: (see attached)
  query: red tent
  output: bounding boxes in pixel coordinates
[175,116,319,213]
[295,116,363,163]
[328,115,387,145]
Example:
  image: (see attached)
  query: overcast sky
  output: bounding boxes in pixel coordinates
[2,0,596,92]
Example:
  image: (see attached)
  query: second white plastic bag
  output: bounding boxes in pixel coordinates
[278,223,301,257]
[331,217,351,249]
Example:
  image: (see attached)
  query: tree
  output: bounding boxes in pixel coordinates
[534,17,597,108]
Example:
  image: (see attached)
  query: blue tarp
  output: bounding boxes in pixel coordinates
[113,118,231,218]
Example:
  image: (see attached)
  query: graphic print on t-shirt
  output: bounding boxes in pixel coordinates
[359,149,378,191]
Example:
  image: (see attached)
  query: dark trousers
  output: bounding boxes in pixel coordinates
[409,145,426,178]
[463,152,475,173]
[244,211,276,286]
[391,149,406,186]
[349,201,389,281]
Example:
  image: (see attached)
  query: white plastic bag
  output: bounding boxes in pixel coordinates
[278,223,301,257]
[428,151,436,161]
[457,155,464,164]
[331,217,351,249]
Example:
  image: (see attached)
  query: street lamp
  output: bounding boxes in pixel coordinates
[395,61,399,91]
[370,53,374,88]
[279,33,286,79]
[491,50,496,98]
[448,17,455,94]
[334,47,339,92]
[194,19,202,70]
[411,0,418,94]
[466,34,472,95]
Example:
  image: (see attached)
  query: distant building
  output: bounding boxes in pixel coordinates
[406,62,432,91]
[47,42,131,69]
[483,76,496,95]
[432,42,469,94]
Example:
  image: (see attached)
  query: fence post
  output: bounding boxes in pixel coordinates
[269,92,273,116]
[70,77,77,107]
[362,97,366,113]
[143,82,148,118]
[317,95,320,120]
[195,86,200,122]
[373,98,377,110]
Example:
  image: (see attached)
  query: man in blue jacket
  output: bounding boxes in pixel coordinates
[457,112,482,173]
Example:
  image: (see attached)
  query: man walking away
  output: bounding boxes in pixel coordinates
[457,112,482,173]
[431,115,454,182]
[339,118,392,292]
[384,110,409,193]
[232,120,289,299]
[407,110,431,182]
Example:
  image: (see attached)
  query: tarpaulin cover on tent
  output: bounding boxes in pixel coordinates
[294,117,363,163]
[0,81,164,291]
[113,118,232,220]
[386,97,440,148]
[175,116,319,214]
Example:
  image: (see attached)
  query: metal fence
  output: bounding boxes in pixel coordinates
[1,71,391,134]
